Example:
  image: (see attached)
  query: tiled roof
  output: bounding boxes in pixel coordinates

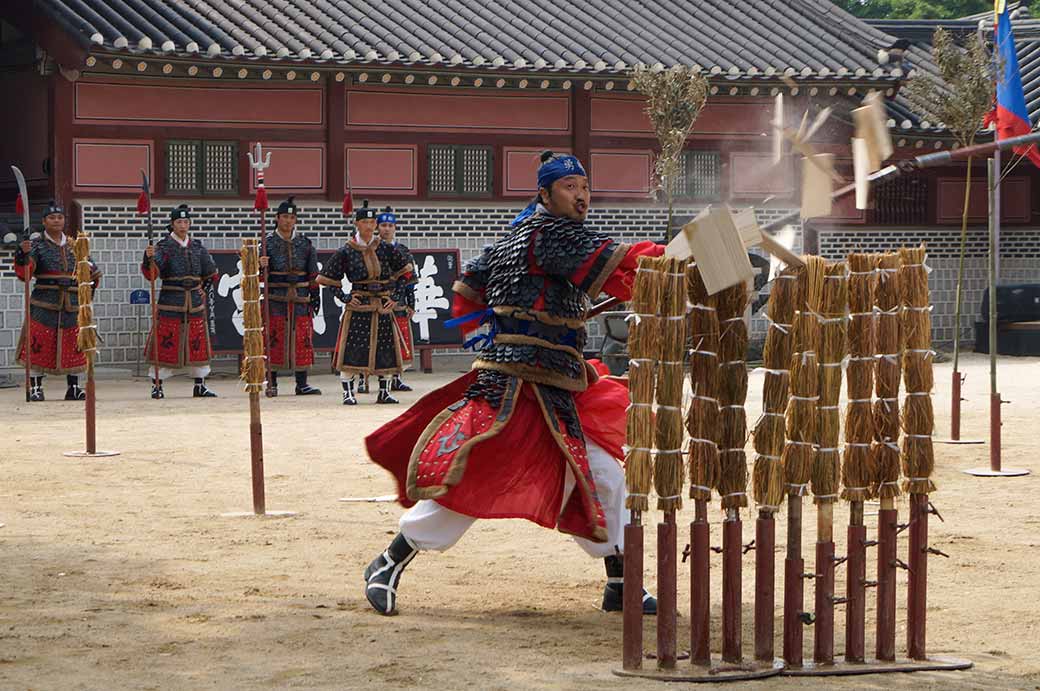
[872,5,1040,135]
[36,0,909,78]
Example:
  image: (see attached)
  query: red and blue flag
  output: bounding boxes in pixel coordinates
[991,0,1040,166]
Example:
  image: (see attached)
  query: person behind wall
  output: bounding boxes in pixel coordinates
[14,200,101,401]
[141,204,219,399]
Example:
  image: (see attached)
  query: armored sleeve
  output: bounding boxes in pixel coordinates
[13,239,40,281]
[198,243,218,285]
[141,240,166,281]
[452,244,491,307]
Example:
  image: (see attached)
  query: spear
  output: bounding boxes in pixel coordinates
[138,170,161,393]
[247,143,273,396]
[11,166,31,403]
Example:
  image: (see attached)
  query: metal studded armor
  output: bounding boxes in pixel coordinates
[264,231,319,371]
[388,242,416,365]
[14,235,101,374]
[319,237,411,375]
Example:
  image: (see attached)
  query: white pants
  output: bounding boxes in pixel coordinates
[158,365,211,380]
[399,439,627,559]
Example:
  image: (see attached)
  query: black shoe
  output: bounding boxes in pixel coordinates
[193,384,218,398]
[265,386,278,398]
[601,554,657,615]
[295,385,322,395]
[151,382,164,399]
[357,377,370,394]
[376,390,399,404]
[364,533,419,616]
[29,385,44,402]
[391,376,412,392]
[65,385,86,401]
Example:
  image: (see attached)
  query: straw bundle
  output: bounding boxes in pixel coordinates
[73,233,98,364]
[752,266,800,511]
[654,257,688,511]
[872,252,902,499]
[841,252,877,502]
[625,255,662,512]
[899,245,937,495]
[782,255,825,497]
[240,239,266,393]
[686,262,720,504]
[813,261,848,504]
[717,282,750,510]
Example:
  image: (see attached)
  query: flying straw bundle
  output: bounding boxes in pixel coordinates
[625,255,662,512]
[872,252,903,499]
[717,282,750,510]
[655,257,688,511]
[686,261,720,504]
[782,256,825,497]
[240,239,266,393]
[73,233,98,364]
[813,261,848,504]
[841,253,877,502]
[752,266,800,511]
[899,245,937,495]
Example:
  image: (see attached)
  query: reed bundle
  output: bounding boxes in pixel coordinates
[813,261,848,504]
[752,266,800,511]
[685,262,720,504]
[872,252,902,499]
[717,282,750,510]
[782,256,825,497]
[73,233,98,364]
[653,257,688,511]
[625,255,663,512]
[841,252,877,502]
[899,245,937,495]
[240,239,267,393]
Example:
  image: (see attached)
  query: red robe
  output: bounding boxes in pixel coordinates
[366,239,661,542]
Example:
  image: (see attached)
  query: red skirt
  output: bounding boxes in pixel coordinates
[17,319,87,374]
[268,313,315,370]
[144,314,211,367]
[365,370,629,542]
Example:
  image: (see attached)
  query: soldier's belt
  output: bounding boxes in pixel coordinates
[492,305,586,329]
[492,333,583,359]
[351,290,391,297]
[268,294,311,304]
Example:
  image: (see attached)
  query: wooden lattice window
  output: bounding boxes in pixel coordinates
[874,176,928,225]
[165,140,239,195]
[671,150,721,201]
[428,144,493,196]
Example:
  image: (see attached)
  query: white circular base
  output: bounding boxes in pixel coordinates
[962,467,1030,477]
[220,510,297,518]
[338,495,396,503]
[935,438,985,445]
[63,450,120,458]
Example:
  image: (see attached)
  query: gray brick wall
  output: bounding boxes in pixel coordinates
[2,200,801,368]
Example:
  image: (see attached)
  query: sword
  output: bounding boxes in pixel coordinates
[11,166,32,402]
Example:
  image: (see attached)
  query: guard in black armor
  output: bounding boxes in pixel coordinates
[318,200,411,405]
[259,197,321,396]
[375,206,416,393]
[141,204,219,398]
[14,200,101,401]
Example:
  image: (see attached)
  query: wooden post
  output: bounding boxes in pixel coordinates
[249,391,266,515]
[813,503,835,666]
[722,510,742,663]
[420,346,434,373]
[690,500,711,666]
[845,502,867,663]
[783,496,804,668]
[754,511,776,662]
[85,365,96,455]
[875,499,897,661]
[907,494,929,660]
[657,511,677,669]
[622,515,644,671]
[951,371,962,441]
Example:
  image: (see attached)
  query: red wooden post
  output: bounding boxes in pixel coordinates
[907,494,929,660]
[85,375,96,455]
[622,519,644,670]
[248,393,266,515]
[845,518,867,663]
[420,346,434,373]
[813,540,835,665]
[783,496,804,668]
[657,511,677,669]
[991,392,1002,471]
[722,512,742,663]
[690,500,711,666]
[951,370,962,441]
[754,511,776,662]
[875,504,897,661]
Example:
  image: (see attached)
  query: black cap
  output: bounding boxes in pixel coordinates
[170,204,191,221]
[276,196,298,216]
[44,200,65,217]
[355,199,377,221]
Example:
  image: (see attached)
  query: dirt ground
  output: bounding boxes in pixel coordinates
[0,351,1038,690]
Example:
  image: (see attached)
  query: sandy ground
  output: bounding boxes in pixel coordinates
[0,352,1038,690]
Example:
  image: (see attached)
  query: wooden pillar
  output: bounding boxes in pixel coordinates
[49,72,75,206]
[571,85,591,165]
[327,77,346,203]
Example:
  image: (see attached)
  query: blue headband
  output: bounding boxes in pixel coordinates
[377,212,397,225]
[510,154,588,226]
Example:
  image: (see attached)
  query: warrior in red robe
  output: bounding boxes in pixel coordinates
[14,200,101,401]
[259,197,321,396]
[363,152,663,615]
[141,204,219,398]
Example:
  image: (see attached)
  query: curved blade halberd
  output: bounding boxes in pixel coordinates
[10,165,30,239]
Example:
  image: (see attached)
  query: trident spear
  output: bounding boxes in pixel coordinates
[247,143,273,396]
[11,166,32,403]
[138,170,161,393]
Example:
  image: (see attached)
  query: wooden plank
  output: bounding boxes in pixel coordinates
[682,206,755,295]
[801,153,835,219]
